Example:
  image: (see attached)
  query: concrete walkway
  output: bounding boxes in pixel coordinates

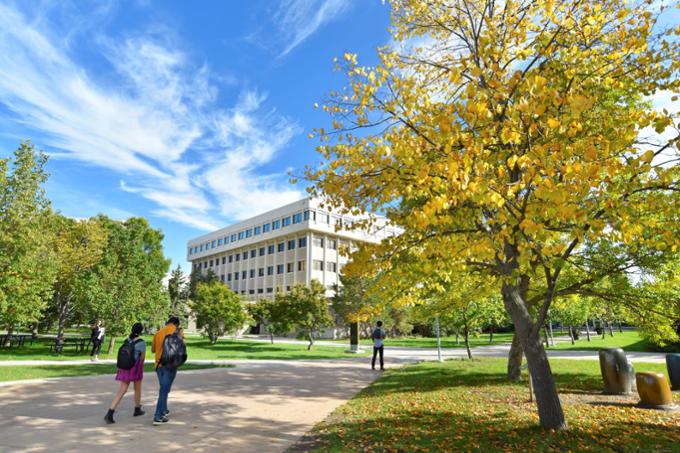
[0,359,381,453]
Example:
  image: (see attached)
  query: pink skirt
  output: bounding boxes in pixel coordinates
[115,359,144,382]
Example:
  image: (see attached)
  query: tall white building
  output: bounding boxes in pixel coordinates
[186,197,400,299]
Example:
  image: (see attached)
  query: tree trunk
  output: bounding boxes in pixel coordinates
[107,336,116,355]
[601,319,606,339]
[568,326,575,345]
[4,325,13,347]
[489,328,494,343]
[31,322,39,339]
[464,326,472,359]
[543,325,550,348]
[503,282,567,430]
[585,323,591,341]
[507,332,523,381]
[618,321,623,333]
[608,321,614,337]
[307,332,314,351]
[548,322,554,346]
[455,331,460,345]
[270,331,274,344]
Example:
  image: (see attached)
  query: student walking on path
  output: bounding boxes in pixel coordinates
[90,319,105,362]
[104,323,146,424]
[371,321,386,371]
[152,316,185,426]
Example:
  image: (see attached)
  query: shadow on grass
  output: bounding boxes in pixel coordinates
[186,339,363,360]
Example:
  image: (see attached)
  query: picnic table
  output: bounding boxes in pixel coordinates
[50,336,91,354]
[0,333,35,348]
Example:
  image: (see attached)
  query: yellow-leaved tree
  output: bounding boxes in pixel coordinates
[307,0,680,429]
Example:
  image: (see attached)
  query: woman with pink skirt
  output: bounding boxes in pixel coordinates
[104,323,146,424]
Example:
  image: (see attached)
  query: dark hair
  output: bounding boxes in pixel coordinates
[376,320,383,327]
[130,323,144,338]
[167,316,180,326]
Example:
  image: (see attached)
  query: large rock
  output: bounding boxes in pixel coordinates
[666,353,680,391]
[599,348,634,394]
[636,372,677,411]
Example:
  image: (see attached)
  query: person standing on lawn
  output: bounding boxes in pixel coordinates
[371,320,386,371]
[151,316,184,426]
[104,322,146,424]
[90,319,105,362]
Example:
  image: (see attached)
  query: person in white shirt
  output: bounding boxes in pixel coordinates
[371,321,386,370]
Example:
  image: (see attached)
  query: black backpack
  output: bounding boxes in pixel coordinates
[160,329,187,369]
[117,338,140,370]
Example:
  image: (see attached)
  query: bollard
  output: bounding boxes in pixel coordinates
[599,348,634,394]
[635,372,677,411]
[666,354,680,391]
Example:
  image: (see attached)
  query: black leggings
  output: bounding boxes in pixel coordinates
[91,340,102,356]
[372,346,384,369]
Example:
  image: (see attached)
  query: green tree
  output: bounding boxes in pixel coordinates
[552,295,590,344]
[192,280,248,344]
[247,299,281,344]
[273,280,333,350]
[80,216,170,353]
[0,141,57,343]
[47,214,106,340]
[168,265,191,326]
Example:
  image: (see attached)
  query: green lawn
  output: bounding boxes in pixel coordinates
[303,358,679,452]
[0,335,365,361]
[0,363,232,382]
[331,332,516,349]
[547,330,677,353]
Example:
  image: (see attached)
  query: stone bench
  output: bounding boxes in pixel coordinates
[599,348,634,394]
[636,372,677,411]
[666,354,680,391]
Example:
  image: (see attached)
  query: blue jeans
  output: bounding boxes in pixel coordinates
[154,366,177,420]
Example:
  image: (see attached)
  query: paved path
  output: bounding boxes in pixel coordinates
[0,359,381,453]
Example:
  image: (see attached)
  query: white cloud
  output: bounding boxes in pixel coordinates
[0,2,304,231]
[275,0,353,57]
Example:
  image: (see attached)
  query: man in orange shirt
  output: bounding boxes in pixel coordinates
[151,316,184,425]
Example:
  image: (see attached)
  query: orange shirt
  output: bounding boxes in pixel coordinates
[152,324,185,369]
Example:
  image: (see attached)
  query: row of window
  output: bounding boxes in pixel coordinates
[189,210,323,255]
[224,284,335,296]
[195,238,310,269]
[217,260,312,282]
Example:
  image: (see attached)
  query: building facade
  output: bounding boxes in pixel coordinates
[186,197,399,299]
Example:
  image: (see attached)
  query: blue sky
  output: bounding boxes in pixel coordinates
[0,0,391,273]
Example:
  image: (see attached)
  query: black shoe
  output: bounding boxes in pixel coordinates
[164,409,169,416]
[153,416,169,426]
[104,410,115,424]
[134,406,145,417]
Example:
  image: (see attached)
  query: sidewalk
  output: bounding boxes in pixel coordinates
[0,359,382,453]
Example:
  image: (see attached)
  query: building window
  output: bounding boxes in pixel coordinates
[249,289,255,295]
[242,252,248,260]
[266,287,273,293]
[268,245,275,254]
[286,286,291,291]
[224,236,229,244]
[209,259,213,267]
[287,263,293,273]
[217,238,223,246]
[234,272,239,280]
[331,216,342,227]
[231,234,237,242]
[220,274,224,282]
[203,262,207,269]
[328,262,338,273]
[313,237,324,248]
[287,240,295,250]
[238,231,245,240]
[200,244,204,252]
[227,273,232,281]
[272,220,281,230]
[241,290,246,295]
[222,257,226,264]
[246,228,253,238]
[293,213,302,224]
[282,216,291,227]
[242,270,247,279]
[303,210,314,221]
[258,288,264,294]
[298,260,305,271]
[313,260,324,271]
[259,247,265,256]
[250,269,256,278]
[277,264,284,274]
[258,268,264,277]
[254,226,261,235]
[263,223,271,233]
[298,237,307,248]
[229,255,233,263]
[277,243,285,252]
[211,240,216,248]
[250,249,256,258]
[267,266,274,276]
[328,239,337,250]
